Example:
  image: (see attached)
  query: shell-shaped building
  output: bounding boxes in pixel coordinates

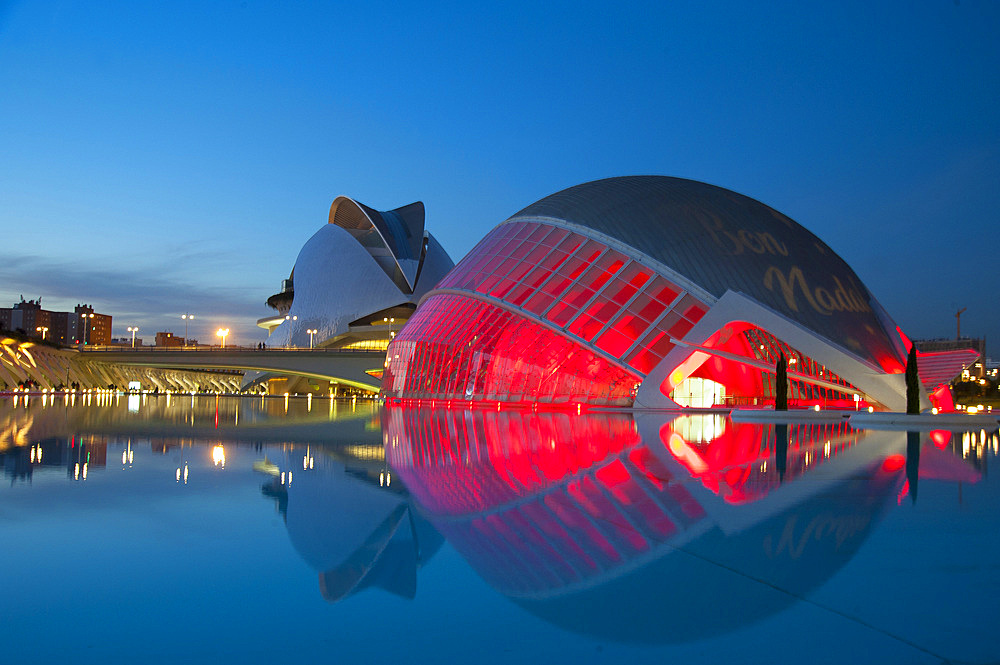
[260,197,454,351]
[382,176,915,410]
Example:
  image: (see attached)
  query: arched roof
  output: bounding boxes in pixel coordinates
[506,176,905,371]
[329,197,425,293]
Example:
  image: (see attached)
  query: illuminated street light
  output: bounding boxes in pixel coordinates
[383,317,396,339]
[306,328,318,349]
[80,312,94,345]
[216,328,230,349]
[35,326,48,340]
[181,313,194,347]
[127,326,139,348]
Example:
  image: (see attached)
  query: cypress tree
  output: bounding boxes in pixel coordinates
[775,353,788,411]
[906,345,920,415]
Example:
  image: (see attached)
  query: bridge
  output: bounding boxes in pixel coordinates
[79,346,386,392]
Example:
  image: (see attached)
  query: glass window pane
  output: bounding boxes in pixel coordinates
[647,277,680,306]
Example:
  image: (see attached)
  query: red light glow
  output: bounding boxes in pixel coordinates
[929,430,952,449]
[882,455,906,473]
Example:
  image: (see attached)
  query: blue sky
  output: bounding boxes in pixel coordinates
[1,1,997,350]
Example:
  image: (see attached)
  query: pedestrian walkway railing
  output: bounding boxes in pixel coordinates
[79,345,382,354]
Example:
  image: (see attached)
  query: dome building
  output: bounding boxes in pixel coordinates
[259,197,454,352]
[381,176,919,410]
[250,196,454,395]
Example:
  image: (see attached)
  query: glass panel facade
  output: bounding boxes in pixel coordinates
[739,326,865,408]
[383,295,639,405]
[386,220,712,405]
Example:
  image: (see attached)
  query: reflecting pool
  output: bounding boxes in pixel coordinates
[1,394,998,664]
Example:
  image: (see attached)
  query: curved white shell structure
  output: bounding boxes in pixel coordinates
[266,198,454,349]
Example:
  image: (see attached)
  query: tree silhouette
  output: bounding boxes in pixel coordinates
[906,345,920,415]
[775,353,789,411]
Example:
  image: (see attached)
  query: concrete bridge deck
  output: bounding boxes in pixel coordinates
[80,346,386,391]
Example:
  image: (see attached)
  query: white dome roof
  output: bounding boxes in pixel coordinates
[269,212,454,348]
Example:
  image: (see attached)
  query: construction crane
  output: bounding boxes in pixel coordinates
[956,307,967,339]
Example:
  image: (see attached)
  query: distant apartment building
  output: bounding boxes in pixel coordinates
[3,299,51,338]
[48,311,79,345]
[0,298,111,345]
[75,304,112,345]
[155,331,184,347]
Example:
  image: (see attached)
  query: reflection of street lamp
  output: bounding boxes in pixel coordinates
[35,326,48,340]
[306,329,318,349]
[80,313,94,345]
[216,328,230,349]
[181,314,194,347]
[127,326,139,348]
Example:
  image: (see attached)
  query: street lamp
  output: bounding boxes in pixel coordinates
[127,326,139,348]
[383,317,395,339]
[306,329,318,349]
[181,314,194,347]
[216,328,230,349]
[283,315,297,349]
[80,312,94,345]
[35,326,48,340]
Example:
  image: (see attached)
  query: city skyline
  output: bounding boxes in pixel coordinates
[1,1,997,348]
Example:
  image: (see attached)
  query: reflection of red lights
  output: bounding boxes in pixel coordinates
[384,407,642,514]
[897,479,910,505]
[384,407,718,592]
[384,405,902,601]
[382,396,592,413]
[665,432,709,474]
[882,455,906,472]
[661,419,862,503]
[929,430,952,449]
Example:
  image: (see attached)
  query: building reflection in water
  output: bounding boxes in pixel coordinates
[1,435,108,483]
[257,439,443,603]
[0,392,381,456]
[0,392,993,647]
[381,407,982,643]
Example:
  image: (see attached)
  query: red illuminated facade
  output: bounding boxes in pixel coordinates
[383,177,922,410]
[382,406,904,634]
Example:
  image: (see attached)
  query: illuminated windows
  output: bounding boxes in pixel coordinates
[672,377,727,408]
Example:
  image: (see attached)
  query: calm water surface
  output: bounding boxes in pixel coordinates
[1,394,998,664]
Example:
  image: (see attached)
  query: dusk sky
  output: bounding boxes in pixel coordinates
[1,1,997,351]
